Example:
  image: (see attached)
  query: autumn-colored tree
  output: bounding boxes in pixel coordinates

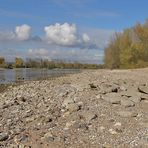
[15,57,24,68]
[0,57,5,68]
[104,20,148,69]
[0,57,5,65]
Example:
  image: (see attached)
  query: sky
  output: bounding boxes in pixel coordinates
[0,0,148,63]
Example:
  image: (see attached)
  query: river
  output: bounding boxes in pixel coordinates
[0,68,80,84]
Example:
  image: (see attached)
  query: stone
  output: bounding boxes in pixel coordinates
[115,126,123,133]
[114,122,122,127]
[0,132,9,141]
[43,132,54,142]
[139,122,148,128]
[80,111,98,123]
[102,93,121,104]
[141,94,148,100]
[89,83,97,89]
[62,97,74,107]
[114,122,123,133]
[65,121,75,129]
[109,129,117,135]
[74,123,89,130]
[25,116,35,123]
[117,111,138,118]
[138,85,148,94]
[45,116,53,123]
[129,96,141,103]
[99,126,105,132]
[121,90,141,97]
[102,144,112,148]
[138,136,148,147]
[99,84,119,94]
[15,134,29,143]
[96,94,101,99]
[119,86,127,91]
[121,97,135,107]
[67,103,79,113]
[73,122,88,130]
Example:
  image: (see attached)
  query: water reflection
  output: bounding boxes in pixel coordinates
[0,69,6,83]
[0,68,79,84]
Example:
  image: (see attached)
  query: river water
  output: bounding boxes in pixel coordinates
[0,68,80,84]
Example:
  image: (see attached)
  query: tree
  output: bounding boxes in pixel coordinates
[15,57,24,68]
[104,20,148,69]
[0,57,6,68]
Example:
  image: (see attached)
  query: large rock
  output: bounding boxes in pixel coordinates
[102,93,121,104]
[129,96,141,103]
[117,111,138,118]
[80,111,98,123]
[121,97,135,107]
[121,90,141,97]
[138,85,148,94]
[121,90,142,103]
[99,84,119,94]
[56,85,76,97]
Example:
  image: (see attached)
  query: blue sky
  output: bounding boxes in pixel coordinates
[0,0,148,63]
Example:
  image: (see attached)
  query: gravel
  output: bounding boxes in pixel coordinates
[0,68,148,147]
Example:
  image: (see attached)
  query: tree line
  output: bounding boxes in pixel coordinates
[104,20,148,69]
[0,57,104,69]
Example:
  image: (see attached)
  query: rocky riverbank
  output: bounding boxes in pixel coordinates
[0,68,148,148]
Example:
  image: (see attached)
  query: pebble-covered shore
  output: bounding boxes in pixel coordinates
[0,69,148,148]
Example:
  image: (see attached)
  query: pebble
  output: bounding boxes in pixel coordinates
[0,132,9,141]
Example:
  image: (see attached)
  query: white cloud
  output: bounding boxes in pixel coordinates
[44,23,97,48]
[44,23,78,46]
[0,23,98,49]
[15,24,31,41]
[82,33,90,43]
[0,24,32,41]
[28,48,49,58]
[0,31,15,41]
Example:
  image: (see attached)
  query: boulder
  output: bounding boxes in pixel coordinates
[121,90,141,97]
[129,96,141,103]
[121,97,135,107]
[102,93,121,104]
[99,84,119,94]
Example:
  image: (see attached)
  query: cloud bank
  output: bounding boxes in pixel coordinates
[0,23,96,48]
[0,23,115,63]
